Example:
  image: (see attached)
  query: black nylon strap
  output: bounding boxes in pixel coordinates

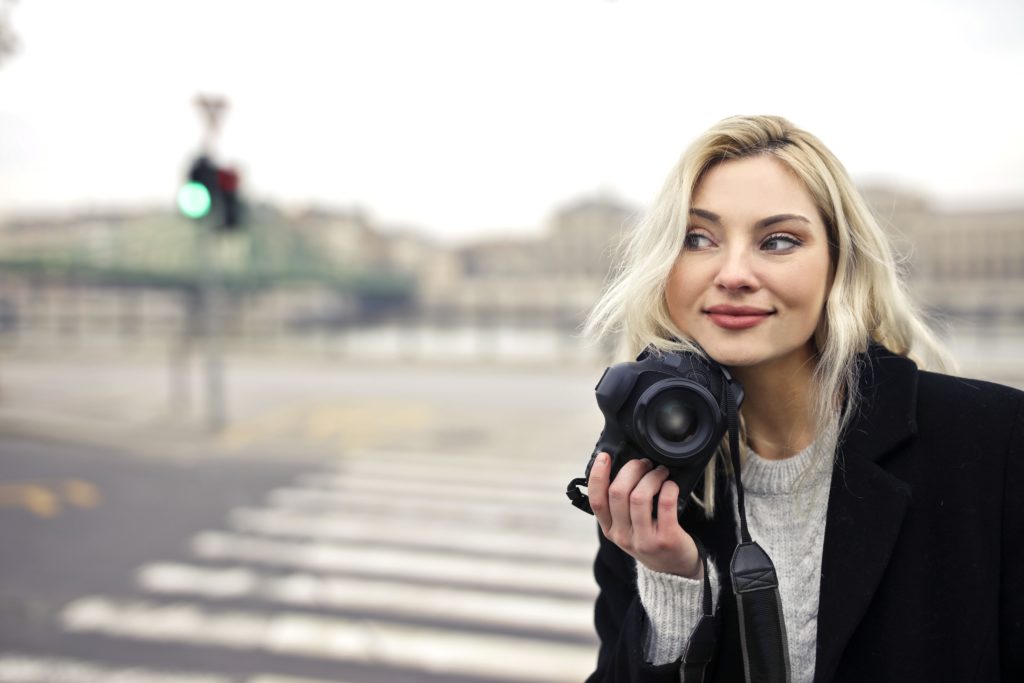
[681,651,714,683]
[732,542,791,683]
[724,380,790,683]
[725,382,751,544]
[695,537,713,617]
[566,477,593,514]
[681,537,719,683]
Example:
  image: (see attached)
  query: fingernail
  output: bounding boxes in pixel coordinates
[656,465,668,474]
[597,452,608,465]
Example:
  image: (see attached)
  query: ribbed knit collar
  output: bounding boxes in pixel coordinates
[740,422,837,496]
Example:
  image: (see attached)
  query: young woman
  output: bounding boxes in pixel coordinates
[581,115,1023,682]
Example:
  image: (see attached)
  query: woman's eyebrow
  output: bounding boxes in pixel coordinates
[688,208,721,223]
[688,208,810,229]
[756,213,810,229]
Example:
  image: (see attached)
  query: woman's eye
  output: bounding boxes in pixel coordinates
[683,232,713,250]
[761,234,802,252]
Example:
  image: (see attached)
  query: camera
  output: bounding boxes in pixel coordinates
[571,346,743,522]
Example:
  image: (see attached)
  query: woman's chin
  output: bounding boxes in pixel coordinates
[700,339,817,374]
[709,352,763,368]
[693,339,765,368]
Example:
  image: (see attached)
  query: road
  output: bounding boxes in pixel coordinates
[0,356,609,683]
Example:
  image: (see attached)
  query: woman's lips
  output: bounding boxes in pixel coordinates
[705,308,774,330]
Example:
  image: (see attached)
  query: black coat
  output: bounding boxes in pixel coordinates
[586,346,1024,682]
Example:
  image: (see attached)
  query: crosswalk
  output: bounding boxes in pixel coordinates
[3,447,603,682]
[0,654,344,683]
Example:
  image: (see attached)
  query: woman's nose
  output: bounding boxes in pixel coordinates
[713,247,760,292]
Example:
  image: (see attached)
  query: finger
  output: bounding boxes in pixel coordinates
[655,480,702,578]
[655,478,682,535]
[630,465,671,538]
[587,452,613,532]
[607,458,654,536]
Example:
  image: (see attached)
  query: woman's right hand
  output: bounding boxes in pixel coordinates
[587,452,703,579]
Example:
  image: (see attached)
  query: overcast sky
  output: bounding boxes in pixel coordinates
[1,0,1022,242]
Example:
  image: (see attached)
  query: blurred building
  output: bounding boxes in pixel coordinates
[860,188,1024,325]
[421,196,637,326]
[1,188,1022,357]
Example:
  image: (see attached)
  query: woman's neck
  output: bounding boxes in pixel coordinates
[730,346,818,461]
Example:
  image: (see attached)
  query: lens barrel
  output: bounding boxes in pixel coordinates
[633,379,721,465]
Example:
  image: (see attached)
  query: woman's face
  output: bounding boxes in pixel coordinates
[666,154,833,370]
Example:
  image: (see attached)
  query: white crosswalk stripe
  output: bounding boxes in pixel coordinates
[190,530,596,598]
[266,486,586,529]
[0,654,351,683]
[321,460,575,491]
[331,448,574,475]
[60,596,596,683]
[295,471,564,507]
[0,653,234,683]
[137,562,595,637]
[228,506,595,563]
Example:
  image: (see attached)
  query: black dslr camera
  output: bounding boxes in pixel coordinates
[567,347,744,522]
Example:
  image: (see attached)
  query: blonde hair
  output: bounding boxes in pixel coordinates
[584,114,954,514]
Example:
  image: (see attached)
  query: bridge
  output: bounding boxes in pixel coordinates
[0,207,413,305]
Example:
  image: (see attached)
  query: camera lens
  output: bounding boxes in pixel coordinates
[655,399,697,442]
[635,379,721,463]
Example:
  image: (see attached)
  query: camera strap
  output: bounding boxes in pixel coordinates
[725,381,791,683]
[680,536,719,683]
[566,476,592,514]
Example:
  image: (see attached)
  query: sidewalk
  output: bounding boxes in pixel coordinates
[0,350,603,465]
[0,354,236,460]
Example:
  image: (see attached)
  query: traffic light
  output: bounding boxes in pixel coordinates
[177,180,212,219]
[178,155,217,219]
[216,166,241,229]
[178,155,244,230]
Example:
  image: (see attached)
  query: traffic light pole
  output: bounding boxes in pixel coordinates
[193,94,229,432]
[196,220,226,432]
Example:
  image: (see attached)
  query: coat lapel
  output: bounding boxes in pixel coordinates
[814,347,918,683]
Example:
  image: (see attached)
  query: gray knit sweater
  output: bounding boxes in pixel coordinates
[637,429,836,683]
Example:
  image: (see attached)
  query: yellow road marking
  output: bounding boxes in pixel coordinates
[217,401,434,453]
[61,479,101,508]
[0,479,102,517]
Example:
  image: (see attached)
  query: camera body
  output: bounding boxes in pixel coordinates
[585,347,743,521]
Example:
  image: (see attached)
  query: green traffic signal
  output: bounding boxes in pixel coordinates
[177,181,212,219]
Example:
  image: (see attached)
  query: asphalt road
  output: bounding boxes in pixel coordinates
[0,434,340,680]
[0,357,605,683]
